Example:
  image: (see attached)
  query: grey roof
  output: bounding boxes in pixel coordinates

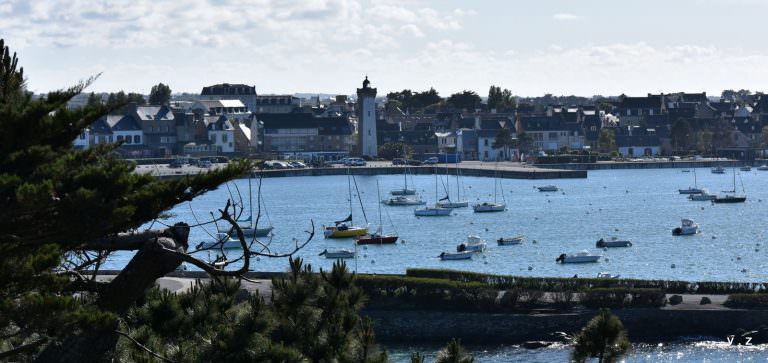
[201,83,256,96]
[134,105,174,121]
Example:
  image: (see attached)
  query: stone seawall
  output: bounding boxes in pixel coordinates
[536,160,756,171]
[362,308,766,344]
[258,166,586,180]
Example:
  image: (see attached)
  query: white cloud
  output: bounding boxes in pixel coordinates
[400,24,425,38]
[552,13,581,21]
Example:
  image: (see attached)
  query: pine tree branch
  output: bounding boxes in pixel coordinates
[0,338,47,360]
[113,330,177,363]
[78,230,166,251]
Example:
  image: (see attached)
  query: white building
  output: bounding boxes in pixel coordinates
[356,76,377,157]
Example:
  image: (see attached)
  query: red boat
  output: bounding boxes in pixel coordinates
[355,234,398,245]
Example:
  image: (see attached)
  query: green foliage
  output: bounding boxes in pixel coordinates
[149,83,172,105]
[405,268,765,295]
[447,90,481,111]
[724,294,768,309]
[118,258,387,362]
[571,309,629,363]
[106,90,146,110]
[386,88,441,112]
[671,119,692,151]
[599,128,616,153]
[378,141,414,160]
[0,38,248,360]
[410,351,426,363]
[435,339,474,363]
[487,85,515,111]
[516,132,533,154]
[492,128,516,160]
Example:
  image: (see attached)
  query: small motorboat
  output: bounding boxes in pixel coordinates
[537,185,559,192]
[689,189,716,201]
[596,238,632,248]
[711,166,725,174]
[758,165,768,171]
[324,223,369,238]
[197,233,243,249]
[497,235,525,246]
[382,196,426,206]
[597,272,620,279]
[319,249,355,259]
[741,166,752,172]
[414,206,452,216]
[678,187,703,195]
[556,251,601,263]
[356,233,398,245]
[438,251,473,260]
[457,235,487,252]
[472,202,506,213]
[672,218,700,236]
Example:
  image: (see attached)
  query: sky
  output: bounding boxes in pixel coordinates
[3,0,768,97]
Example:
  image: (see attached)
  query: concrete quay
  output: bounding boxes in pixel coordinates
[537,159,761,171]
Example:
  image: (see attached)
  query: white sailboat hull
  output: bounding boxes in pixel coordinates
[439,251,473,260]
[473,202,506,212]
[382,197,425,206]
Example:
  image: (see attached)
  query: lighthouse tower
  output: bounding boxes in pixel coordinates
[356,76,378,157]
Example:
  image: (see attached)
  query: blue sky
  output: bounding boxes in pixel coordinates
[3,0,768,97]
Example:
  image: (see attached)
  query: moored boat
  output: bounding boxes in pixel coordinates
[497,235,525,245]
[472,201,506,213]
[537,185,559,192]
[758,165,768,171]
[678,187,703,194]
[390,188,416,196]
[437,200,470,208]
[556,251,601,263]
[356,233,398,245]
[382,195,425,206]
[324,224,369,238]
[596,238,632,248]
[597,272,620,279]
[711,166,725,174]
[689,189,716,201]
[319,249,355,259]
[438,251,474,260]
[672,218,699,236]
[457,235,487,252]
[741,165,752,172]
[713,195,747,203]
[198,233,243,249]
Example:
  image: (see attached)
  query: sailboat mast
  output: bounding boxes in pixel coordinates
[445,152,450,201]
[376,178,383,232]
[456,149,460,201]
[248,175,253,224]
[693,168,697,188]
[403,143,407,191]
[347,168,353,224]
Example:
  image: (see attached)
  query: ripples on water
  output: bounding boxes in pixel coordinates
[387,341,768,362]
[106,168,768,282]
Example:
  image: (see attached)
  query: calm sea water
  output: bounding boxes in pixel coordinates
[386,341,768,362]
[106,167,768,283]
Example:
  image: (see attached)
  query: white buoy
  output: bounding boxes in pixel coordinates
[528,266,533,271]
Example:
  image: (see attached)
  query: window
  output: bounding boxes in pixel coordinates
[124,136,131,144]
[134,135,141,144]
[484,139,488,146]
[548,132,558,139]
[79,133,86,140]
[210,134,217,143]
[626,109,631,116]
[222,134,228,143]
[117,135,123,142]
[649,109,654,115]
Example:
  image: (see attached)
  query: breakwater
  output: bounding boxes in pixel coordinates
[258,166,586,180]
[363,308,764,344]
[536,159,759,171]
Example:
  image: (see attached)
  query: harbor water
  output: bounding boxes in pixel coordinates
[107,167,768,282]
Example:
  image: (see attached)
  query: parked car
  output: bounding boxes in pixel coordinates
[392,158,406,165]
[169,159,184,168]
[289,161,307,168]
[423,157,439,165]
[198,160,212,168]
[406,159,423,166]
[344,158,367,166]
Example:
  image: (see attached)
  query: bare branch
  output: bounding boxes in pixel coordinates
[114,330,177,363]
[0,338,47,360]
[78,230,165,251]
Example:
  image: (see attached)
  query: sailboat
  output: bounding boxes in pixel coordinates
[473,168,506,213]
[678,168,703,194]
[437,151,469,208]
[324,169,369,238]
[357,178,399,245]
[218,175,274,237]
[713,168,746,203]
[415,171,452,216]
[390,143,417,195]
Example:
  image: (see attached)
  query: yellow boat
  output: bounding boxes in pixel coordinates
[324,225,368,238]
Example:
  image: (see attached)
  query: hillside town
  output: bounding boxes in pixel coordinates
[68,79,768,163]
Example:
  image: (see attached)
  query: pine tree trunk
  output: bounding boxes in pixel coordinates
[35,225,189,362]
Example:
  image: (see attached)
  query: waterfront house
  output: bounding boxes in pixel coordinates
[258,113,355,160]
[616,126,661,156]
[518,115,584,152]
[206,116,253,154]
[255,95,301,114]
[200,83,257,112]
[132,104,176,157]
[614,94,665,127]
[191,99,251,122]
